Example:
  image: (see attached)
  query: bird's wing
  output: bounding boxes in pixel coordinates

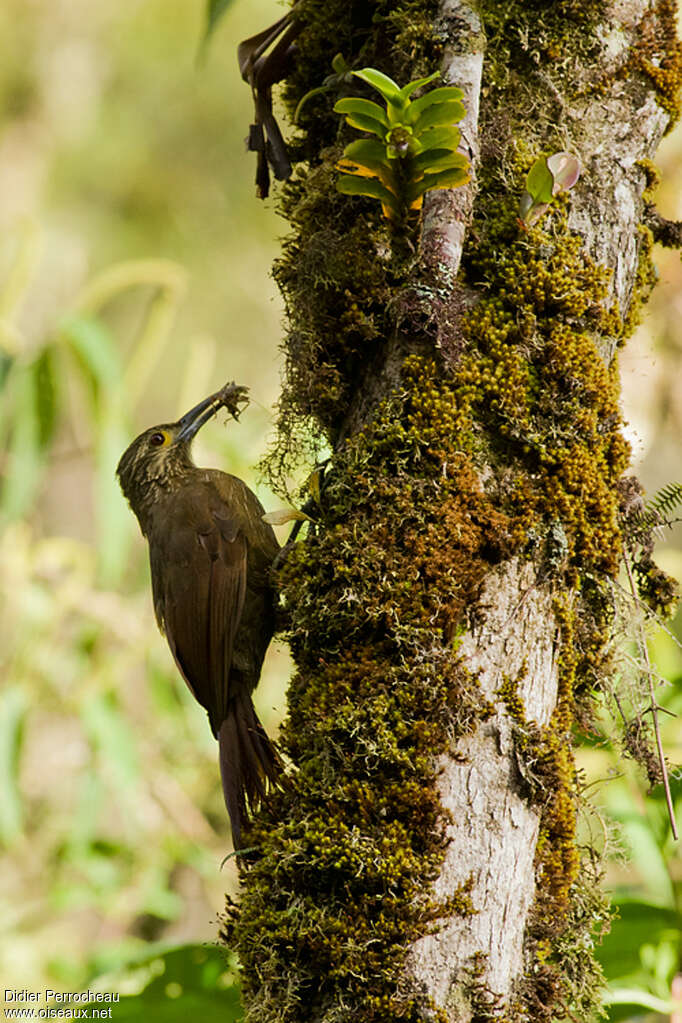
[150,491,247,734]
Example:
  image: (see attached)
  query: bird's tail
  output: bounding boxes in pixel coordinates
[218,691,282,848]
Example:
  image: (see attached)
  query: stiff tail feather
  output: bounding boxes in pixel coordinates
[218,692,281,847]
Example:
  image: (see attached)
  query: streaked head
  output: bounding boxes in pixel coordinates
[116,382,248,514]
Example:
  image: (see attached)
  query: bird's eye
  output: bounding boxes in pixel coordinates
[149,432,166,447]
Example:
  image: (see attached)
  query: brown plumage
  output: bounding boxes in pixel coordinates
[116,383,281,846]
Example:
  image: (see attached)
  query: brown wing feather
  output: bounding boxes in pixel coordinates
[149,488,247,736]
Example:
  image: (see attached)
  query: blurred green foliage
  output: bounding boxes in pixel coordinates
[578,626,682,1021]
[0,0,288,1010]
[200,0,239,57]
[91,944,242,1020]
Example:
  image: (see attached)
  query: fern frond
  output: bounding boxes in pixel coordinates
[647,481,682,519]
[625,480,682,542]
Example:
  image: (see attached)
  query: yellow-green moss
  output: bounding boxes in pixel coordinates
[228,357,513,1021]
[637,157,662,201]
[627,0,682,125]
[496,672,528,725]
[229,1,675,1020]
[633,551,680,616]
[622,225,658,338]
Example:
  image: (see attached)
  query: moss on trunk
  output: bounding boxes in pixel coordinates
[222,1,682,1019]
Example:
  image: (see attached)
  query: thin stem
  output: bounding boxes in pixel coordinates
[611,690,629,728]
[623,549,678,841]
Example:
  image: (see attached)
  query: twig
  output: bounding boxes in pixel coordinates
[611,690,629,728]
[622,549,678,840]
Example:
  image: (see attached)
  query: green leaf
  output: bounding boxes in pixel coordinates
[337,175,401,217]
[94,401,134,587]
[340,139,399,191]
[385,103,410,127]
[337,175,395,204]
[338,112,387,137]
[31,344,59,448]
[339,162,397,192]
[408,166,469,200]
[0,351,13,390]
[414,125,462,154]
[597,901,679,982]
[334,97,388,129]
[603,987,678,1015]
[413,149,468,173]
[525,156,555,205]
[519,198,549,226]
[397,71,441,102]
[408,87,465,122]
[413,100,467,134]
[66,772,104,854]
[0,687,28,845]
[60,314,123,407]
[198,0,237,58]
[0,362,44,520]
[331,53,350,75]
[294,85,331,123]
[82,694,140,793]
[518,151,582,225]
[352,68,401,103]
[90,945,242,1022]
[343,138,388,163]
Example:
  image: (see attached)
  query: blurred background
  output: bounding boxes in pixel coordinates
[1,0,682,1019]
[0,0,288,1015]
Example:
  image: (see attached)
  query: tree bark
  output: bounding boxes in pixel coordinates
[406,1,672,1014]
[407,560,561,1011]
[225,1,682,1020]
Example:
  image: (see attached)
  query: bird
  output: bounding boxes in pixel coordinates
[116,382,281,846]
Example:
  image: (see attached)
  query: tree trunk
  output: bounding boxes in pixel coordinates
[224,1,681,1020]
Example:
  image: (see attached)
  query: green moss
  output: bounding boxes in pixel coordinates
[230,358,512,1021]
[622,226,657,338]
[633,550,680,616]
[496,671,528,725]
[283,0,442,160]
[230,0,676,1019]
[637,157,662,201]
[627,0,682,125]
[475,0,606,155]
[455,195,630,579]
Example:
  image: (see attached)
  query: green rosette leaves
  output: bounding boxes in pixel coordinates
[333,67,469,220]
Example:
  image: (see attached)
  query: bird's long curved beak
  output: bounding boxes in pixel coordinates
[175,383,249,442]
[176,392,222,442]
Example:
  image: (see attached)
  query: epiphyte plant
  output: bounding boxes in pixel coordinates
[334,68,470,220]
[519,152,582,226]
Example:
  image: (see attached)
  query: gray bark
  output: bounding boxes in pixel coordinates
[409,561,559,1010]
[405,0,671,1016]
